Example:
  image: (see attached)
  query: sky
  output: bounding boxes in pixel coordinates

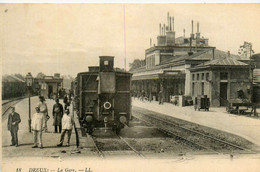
[1,3,260,77]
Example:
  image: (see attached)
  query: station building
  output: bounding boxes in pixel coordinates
[190,58,251,107]
[131,13,255,106]
[33,73,63,99]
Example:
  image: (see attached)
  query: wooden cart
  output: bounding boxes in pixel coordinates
[226,99,252,115]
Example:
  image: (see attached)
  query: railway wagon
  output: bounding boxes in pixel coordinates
[2,78,26,100]
[74,56,132,134]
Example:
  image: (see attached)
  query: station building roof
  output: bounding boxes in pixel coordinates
[2,75,25,83]
[197,57,248,66]
[34,76,63,83]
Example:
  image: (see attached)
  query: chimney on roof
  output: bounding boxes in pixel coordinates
[192,20,194,34]
[167,12,170,31]
[169,16,172,31]
[150,38,152,47]
[191,20,194,39]
[159,23,161,35]
[163,24,166,35]
[172,17,175,32]
[183,28,185,37]
[196,22,201,41]
[228,51,230,57]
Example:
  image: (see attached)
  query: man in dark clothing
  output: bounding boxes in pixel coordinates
[63,94,69,110]
[158,91,163,105]
[53,98,64,133]
[7,106,21,147]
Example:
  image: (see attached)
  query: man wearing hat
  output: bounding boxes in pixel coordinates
[37,96,49,132]
[7,106,21,147]
[52,98,63,133]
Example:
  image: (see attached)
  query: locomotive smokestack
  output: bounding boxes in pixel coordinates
[99,56,114,72]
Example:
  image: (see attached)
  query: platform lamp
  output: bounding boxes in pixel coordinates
[25,72,33,132]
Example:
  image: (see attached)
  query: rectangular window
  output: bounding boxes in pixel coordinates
[206,73,209,81]
[192,74,195,81]
[201,82,204,95]
[152,55,155,66]
[197,73,200,80]
[104,60,109,65]
[220,72,228,80]
[202,73,205,80]
[192,83,195,96]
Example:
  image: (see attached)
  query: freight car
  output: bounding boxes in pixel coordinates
[2,75,26,100]
[73,56,132,134]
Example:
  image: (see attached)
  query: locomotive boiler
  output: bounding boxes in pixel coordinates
[74,56,132,134]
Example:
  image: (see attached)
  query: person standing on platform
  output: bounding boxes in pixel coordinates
[57,109,74,147]
[149,91,152,102]
[37,96,49,132]
[141,90,145,101]
[158,91,163,105]
[52,98,63,133]
[31,107,44,149]
[7,106,21,147]
[63,94,69,110]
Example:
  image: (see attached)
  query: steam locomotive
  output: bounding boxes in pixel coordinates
[73,56,132,134]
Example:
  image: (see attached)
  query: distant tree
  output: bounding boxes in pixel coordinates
[36,72,46,78]
[129,59,146,71]
[238,41,255,59]
[61,75,75,90]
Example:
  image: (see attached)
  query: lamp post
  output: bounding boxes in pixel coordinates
[25,72,33,132]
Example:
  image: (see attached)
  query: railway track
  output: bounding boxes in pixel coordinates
[133,112,255,154]
[92,134,145,158]
[2,97,25,116]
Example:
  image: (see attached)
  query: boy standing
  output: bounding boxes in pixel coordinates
[7,106,21,147]
[57,109,74,147]
[31,107,44,149]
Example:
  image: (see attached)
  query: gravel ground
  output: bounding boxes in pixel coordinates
[133,106,258,152]
[92,117,210,157]
[87,107,258,158]
[125,138,207,154]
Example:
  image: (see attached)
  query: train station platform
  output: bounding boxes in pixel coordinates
[132,98,260,148]
[2,96,83,159]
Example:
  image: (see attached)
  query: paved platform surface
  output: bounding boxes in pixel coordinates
[2,97,88,159]
[132,99,260,148]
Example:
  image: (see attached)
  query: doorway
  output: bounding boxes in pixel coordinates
[220,82,228,106]
[48,85,53,99]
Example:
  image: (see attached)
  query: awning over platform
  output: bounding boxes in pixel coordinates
[132,69,185,81]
